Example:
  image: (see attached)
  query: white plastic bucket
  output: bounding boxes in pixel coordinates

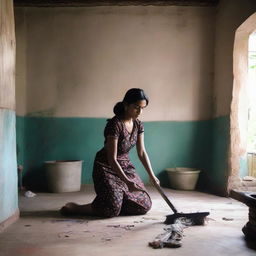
[45,160,83,193]
[166,167,201,190]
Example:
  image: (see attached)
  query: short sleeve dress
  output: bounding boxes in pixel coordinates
[91,116,152,217]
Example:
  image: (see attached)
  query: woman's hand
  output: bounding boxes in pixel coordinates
[150,176,160,186]
[136,134,161,187]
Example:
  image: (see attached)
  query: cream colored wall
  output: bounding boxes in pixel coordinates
[0,0,16,110]
[15,8,27,115]
[15,6,215,121]
[213,0,256,117]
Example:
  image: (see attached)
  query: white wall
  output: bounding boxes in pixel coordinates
[15,6,215,121]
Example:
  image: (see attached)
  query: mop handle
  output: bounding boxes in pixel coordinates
[153,181,178,214]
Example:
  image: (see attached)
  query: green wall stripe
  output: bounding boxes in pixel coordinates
[16,115,25,166]
[16,116,230,194]
[211,116,230,195]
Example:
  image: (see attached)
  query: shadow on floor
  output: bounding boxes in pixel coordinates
[245,237,256,251]
[20,210,102,222]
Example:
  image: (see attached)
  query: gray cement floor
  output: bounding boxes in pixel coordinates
[0,185,255,256]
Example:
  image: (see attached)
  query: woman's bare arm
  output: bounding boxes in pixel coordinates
[136,133,160,185]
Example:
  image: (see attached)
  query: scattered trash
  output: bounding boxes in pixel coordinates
[58,231,72,238]
[24,191,36,198]
[142,217,159,220]
[51,219,86,224]
[124,225,135,230]
[149,219,185,249]
[222,217,234,221]
[107,225,120,228]
[106,224,135,230]
[102,237,112,242]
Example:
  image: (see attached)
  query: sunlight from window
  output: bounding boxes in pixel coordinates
[247,32,256,177]
[247,32,256,153]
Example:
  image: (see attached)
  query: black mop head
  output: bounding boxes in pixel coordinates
[165,212,210,225]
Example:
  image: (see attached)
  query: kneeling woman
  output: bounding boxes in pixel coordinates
[61,88,159,217]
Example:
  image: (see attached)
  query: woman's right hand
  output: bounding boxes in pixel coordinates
[150,176,160,186]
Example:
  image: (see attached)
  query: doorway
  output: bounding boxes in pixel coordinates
[246,32,256,178]
[229,13,256,191]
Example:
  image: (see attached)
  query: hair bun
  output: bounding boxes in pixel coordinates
[113,101,124,116]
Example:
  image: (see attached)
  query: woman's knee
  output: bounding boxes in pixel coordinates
[100,206,121,218]
[139,202,152,214]
[139,194,152,214]
[92,192,123,218]
[121,200,152,215]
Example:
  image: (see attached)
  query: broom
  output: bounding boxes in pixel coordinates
[153,181,209,225]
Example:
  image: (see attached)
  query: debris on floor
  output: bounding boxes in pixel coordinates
[106,224,121,228]
[124,225,135,230]
[57,231,73,238]
[133,220,144,223]
[142,216,160,220]
[222,217,234,221]
[149,219,185,249]
[106,224,135,230]
[3,186,251,256]
[24,191,37,198]
[101,237,112,242]
[51,219,87,224]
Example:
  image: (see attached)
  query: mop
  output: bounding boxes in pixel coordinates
[153,181,210,225]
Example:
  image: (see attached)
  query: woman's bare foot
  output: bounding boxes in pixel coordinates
[60,202,93,216]
[60,202,78,216]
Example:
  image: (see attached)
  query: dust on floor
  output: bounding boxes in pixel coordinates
[0,185,255,256]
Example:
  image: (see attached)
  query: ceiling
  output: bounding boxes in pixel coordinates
[14,0,219,7]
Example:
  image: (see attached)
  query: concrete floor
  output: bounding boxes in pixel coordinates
[0,185,255,256]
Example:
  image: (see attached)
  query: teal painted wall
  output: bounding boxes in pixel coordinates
[16,115,25,166]
[211,116,230,195]
[239,155,249,178]
[0,110,18,223]
[16,115,230,193]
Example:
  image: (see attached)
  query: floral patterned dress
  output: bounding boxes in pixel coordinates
[91,116,152,217]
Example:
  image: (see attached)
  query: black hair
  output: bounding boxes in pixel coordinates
[113,88,149,117]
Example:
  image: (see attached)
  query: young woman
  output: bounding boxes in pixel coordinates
[61,88,159,217]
